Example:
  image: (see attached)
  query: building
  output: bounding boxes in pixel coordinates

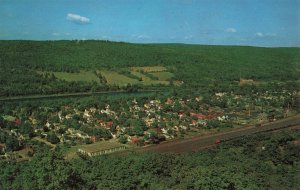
[0,144,6,152]
[78,141,128,156]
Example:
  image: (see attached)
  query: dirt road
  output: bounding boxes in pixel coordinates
[137,114,300,153]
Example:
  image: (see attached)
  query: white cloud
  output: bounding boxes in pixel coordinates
[225,28,237,33]
[66,13,90,24]
[137,34,150,39]
[52,32,60,36]
[184,35,193,40]
[255,32,277,37]
[255,32,264,37]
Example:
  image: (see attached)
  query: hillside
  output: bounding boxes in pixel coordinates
[0,40,299,96]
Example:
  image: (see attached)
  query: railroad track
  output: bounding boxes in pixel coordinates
[136,114,300,154]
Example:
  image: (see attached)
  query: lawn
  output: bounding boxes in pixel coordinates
[49,71,100,83]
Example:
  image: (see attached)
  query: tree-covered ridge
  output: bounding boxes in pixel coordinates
[0,129,299,190]
[0,40,299,96]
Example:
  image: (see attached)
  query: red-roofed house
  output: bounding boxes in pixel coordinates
[190,113,208,120]
[105,122,113,129]
[14,118,21,126]
[131,137,140,144]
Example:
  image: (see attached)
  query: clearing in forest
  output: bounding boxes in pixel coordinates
[131,66,167,72]
[149,72,174,81]
[44,71,100,83]
[100,70,170,86]
[100,70,141,86]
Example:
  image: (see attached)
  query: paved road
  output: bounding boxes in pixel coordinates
[137,114,300,153]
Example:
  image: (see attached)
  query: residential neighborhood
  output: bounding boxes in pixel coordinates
[0,87,298,159]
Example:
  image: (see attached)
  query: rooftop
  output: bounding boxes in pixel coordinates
[79,141,127,153]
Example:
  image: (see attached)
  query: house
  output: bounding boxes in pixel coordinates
[131,137,140,144]
[97,119,104,125]
[90,136,97,143]
[0,144,6,152]
[14,118,21,126]
[178,112,185,119]
[190,112,208,120]
[105,122,114,129]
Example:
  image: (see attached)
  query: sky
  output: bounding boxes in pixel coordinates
[0,0,299,47]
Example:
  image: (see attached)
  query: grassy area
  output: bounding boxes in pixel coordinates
[130,71,169,85]
[49,71,100,83]
[100,70,170,86]
[131,66,167,72]
[100,70,140,86]
[149,72,174,81]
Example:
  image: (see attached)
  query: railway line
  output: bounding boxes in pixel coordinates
[137,114,300,153]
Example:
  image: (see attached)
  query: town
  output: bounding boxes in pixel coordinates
[1,86,297,160]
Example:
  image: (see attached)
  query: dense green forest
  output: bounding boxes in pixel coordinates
[0,40,299,96]
[0,129,299,190]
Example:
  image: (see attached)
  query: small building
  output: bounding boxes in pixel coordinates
[0,144,6,152]
[78,141,128,156]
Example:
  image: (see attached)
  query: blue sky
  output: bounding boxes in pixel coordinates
[0,0,299,47]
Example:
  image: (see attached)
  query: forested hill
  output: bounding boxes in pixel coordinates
[1,40,299,72]
[0,40,299,96]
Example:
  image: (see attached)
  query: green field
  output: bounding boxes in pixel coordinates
[100,70,140,86]
[130,71,170,85]
[131,66,167,72]
[149,72,174,81]
[50,71,100,83]
[99,70,170,86]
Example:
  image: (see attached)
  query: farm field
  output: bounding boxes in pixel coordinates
[131,66,167,72]
[149,71,174,81]
[43,70,100,83]
[130,71,170,85]
[99,70,141,86]
[99,68,171,86]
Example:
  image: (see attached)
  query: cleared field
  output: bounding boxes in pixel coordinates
[100,70,169,86]
[149,72,174,81]
[131,66,167,72]
[48,71,100,83]
[100,70,140,86]
[131,71,169,85]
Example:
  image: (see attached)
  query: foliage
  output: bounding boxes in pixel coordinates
[0,129,299,189]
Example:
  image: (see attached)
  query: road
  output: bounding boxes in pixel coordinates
[137,114,300,153]
[0,89,162,101]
